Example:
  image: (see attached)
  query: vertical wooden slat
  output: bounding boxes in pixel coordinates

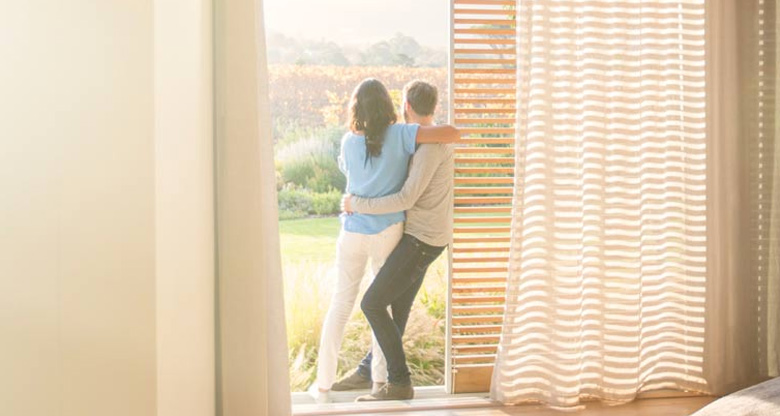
[449,0,516,394]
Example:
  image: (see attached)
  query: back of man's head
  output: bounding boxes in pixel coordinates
[403,80,438,117]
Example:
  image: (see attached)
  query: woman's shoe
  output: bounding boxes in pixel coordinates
[307,383,331,404]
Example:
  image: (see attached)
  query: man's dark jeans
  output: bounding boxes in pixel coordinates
[355,234,445,385]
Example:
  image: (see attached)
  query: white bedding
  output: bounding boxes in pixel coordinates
[691,377,780,416]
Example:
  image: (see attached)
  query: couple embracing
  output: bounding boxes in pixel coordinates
[310,78,458,402]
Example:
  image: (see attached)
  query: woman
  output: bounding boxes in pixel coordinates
[311,78,459,402]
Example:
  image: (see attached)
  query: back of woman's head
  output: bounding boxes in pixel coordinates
[348,78,397,160]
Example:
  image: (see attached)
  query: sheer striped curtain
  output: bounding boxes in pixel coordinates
[492,0,708,407]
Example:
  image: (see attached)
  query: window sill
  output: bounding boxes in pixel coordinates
[292,386,496,416]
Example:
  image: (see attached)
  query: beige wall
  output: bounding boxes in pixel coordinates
[154,0,215,415]
[0,1,214,415]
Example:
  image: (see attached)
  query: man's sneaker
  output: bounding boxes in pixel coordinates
[330,370,371,391]
[372,382,386,394]
[355,382,414,401]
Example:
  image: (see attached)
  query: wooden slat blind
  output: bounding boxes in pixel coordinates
[449,0,516,394]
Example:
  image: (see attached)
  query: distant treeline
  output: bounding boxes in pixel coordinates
[267,32,447,68]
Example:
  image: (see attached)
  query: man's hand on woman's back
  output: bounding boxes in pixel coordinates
[341,194,354,215]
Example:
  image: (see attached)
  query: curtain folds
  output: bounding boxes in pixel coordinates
[493,0,710,407]
[493,0,780,406]
[215,0,291,415]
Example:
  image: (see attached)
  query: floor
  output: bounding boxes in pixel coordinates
[293,388,717,416]
[358,397,717,416]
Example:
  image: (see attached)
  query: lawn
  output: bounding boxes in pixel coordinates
[279,216,340,263]
[279,216,447,391]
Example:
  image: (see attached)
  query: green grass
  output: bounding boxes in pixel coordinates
[279,216,340,263]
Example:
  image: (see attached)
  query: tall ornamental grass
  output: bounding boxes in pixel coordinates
[283,254,448,392]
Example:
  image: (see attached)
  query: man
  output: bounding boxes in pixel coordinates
[333,80,455,401]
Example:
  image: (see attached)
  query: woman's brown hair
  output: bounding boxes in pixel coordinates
[348,78,397,163]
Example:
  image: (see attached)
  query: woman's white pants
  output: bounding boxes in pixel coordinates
[315,222,404,390]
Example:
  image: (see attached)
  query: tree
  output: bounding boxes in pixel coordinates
[360,33,422,67]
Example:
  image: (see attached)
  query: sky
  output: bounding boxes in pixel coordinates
[264,0,448,47]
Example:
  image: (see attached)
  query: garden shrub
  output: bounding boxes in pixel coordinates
[273,121,343,148]
[278,186,342,219]
[279,209,306,221]
[311,189,341,216]
[277,186,313,220]
[275,131,346,193]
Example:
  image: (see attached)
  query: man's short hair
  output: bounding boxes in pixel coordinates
[403,80,438,117]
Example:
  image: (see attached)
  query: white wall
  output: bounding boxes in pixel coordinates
[0,1,214,415]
